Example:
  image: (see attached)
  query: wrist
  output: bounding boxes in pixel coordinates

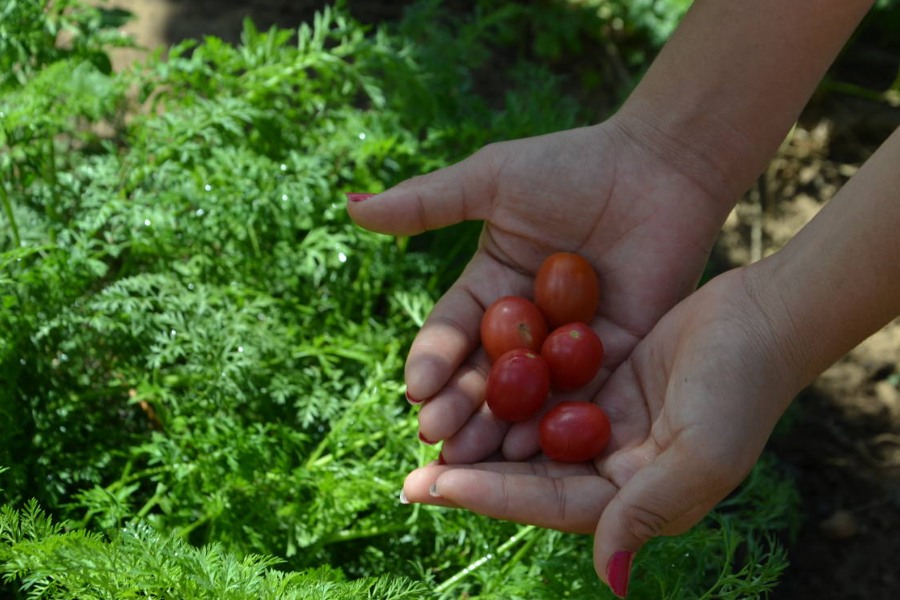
[740,258,820,399]
[608,102,752,207]
[743,126,900,394]
[611,0,875,211]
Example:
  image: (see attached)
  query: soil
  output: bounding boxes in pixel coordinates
[726,109,900,600]
[94,1,900,597]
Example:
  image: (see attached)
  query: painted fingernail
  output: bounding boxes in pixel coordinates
[399,490,410,505]
[606,551,634,598]
[428,483,442,498]
[346,192,376,202]
[418,431,437,445]
[405,390,423,405]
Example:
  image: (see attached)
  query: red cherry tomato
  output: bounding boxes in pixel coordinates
[481,296,549,363]
[485,349,550,422]
[541,323,604,391]
[539,401,611,462]
[534,253,600,327]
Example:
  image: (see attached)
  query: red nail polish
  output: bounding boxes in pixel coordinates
[418,431,436,445]
[606,551,634,598]
[346,192,376,202]
[437,452,446,465]
[405,390,423,405]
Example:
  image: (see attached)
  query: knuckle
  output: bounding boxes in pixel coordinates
[499,474,512,516]
[413,189,430,231]
[551,478,569,525]
[690,444,750,490]
[620,502,669,544]
[422,313,478,350]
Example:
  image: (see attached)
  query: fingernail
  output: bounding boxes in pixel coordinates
[346,192,376,202]
[606,551,634,598]
[428,483,442,498]
[418,431,437,445]
[405,390,423,405]
[399,490,410,505]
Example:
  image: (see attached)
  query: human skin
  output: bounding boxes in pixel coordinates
[348,0,880,595]
[399,123,900,596]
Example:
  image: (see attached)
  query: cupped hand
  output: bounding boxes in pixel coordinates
[348,118,732,463]
[400,265,801,596]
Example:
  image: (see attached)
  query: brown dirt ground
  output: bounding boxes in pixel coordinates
[95,1,900,597]
[718,109,900,600]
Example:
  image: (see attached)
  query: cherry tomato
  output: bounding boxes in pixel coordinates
[481,296,549,363]
[539,401,611,462]
[485,349,550,422]
[541,323,604,391]
[533,253,600,327]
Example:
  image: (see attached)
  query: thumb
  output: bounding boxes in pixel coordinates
[594,445,740,598]
[346,146,498,236]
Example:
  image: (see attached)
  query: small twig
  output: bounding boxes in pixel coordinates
[822,79,900,108]
[0,182,21,249]
[749,173,768,263]
[603,40,632,91]
[435,525,536,594]
[870,432,900,447]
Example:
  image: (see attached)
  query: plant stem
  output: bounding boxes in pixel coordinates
[0,182,21,248]
[821,79,900,107]
[434,525,536,594]
[322,523,411,544]
[44,138,59,243]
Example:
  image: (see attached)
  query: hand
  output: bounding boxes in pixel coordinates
[348,118,734,463]
[399,265,800,596]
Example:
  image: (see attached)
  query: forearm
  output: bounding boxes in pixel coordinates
[751,127,900,396]
[615,0,875,202]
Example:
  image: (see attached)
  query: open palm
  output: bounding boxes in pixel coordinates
[349,119,733,462]
[398,266,798,592]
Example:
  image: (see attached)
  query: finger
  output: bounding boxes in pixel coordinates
[501,417,543,461]
[401,464,461,509]
[402,461,601,513]
[404,254,531,403]
[591,354,660,457]
[438,402,509,464]
[417,359,487,443]
[433,467,616,534]
[593,441,742,598]
[404,283,483,404]
[346,147,497,236]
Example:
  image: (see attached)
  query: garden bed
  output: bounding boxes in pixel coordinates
[4,1,898,597]
[107,1,900,597]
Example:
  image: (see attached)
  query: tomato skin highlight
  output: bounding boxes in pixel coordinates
[541,323,604,391]
[539,401,611,462]
[481,296,549,363]
[534,253,600,327]
[485,349,551,422]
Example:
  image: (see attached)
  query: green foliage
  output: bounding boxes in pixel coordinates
[1,1,798,598]
[421,456,794,600]
[0,500,428,599]
[0,0,131,90]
